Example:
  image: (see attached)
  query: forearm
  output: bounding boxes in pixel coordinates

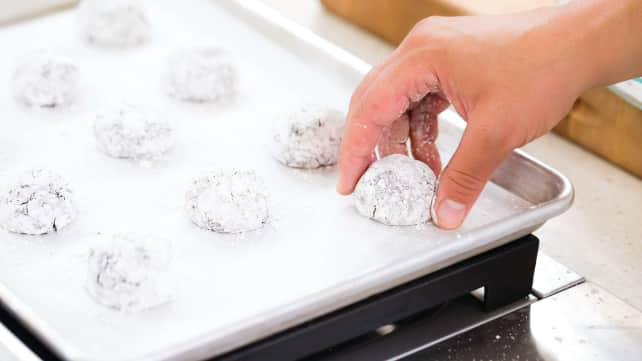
[556,0,642,89]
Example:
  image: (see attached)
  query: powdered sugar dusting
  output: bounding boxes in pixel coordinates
[86,233,173,312]
[166,45,237,102]
[353,154,436,226]
[93,103,175,160]
[77,0,150,48]
[0,169,76,235]
[185,170,270,234]
[270,104,344,169]
[12,50,79,108]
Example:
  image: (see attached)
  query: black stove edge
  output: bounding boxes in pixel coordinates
[0,294,61,361]
[214,235,539,361]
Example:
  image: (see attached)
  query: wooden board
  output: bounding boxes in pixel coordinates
[321,0,642,178]
[320,0,556,44]
[558,88,642,177]
[0,0,76,25]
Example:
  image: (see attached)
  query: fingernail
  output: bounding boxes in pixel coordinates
[434,199,466,229]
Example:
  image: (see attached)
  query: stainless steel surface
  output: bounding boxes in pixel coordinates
[399,283,642,361]
[311,294,537,361]
[0,323,41,361]
[0,0,572,360]
[532,252,584,299]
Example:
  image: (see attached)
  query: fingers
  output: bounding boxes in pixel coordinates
[349,47,404,112]
[337,50,440,194]
[349,63,385,112]
[378,114,410,158]
[409,94,449,176]
[431,117,512,229]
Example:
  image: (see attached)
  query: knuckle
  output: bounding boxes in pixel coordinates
[415,16,446,32]
[401,17,454,61]
[401,32,426,52]
[403,16,443,49]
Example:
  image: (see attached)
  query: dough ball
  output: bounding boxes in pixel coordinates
[93,103,175,159]
[86,233,173,312]
[186,170,270,233]
[12,50,79,108]
[353,154,436,226]
[270,104,344,169]
[78,0,150,48]
[166,46,237,102]
[0,169,76,235]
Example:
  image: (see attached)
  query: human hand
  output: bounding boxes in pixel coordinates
[336,7,598,229]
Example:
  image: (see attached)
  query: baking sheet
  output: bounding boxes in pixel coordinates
[0,1,573,360]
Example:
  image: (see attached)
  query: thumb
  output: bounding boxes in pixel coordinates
[431,118,512,229]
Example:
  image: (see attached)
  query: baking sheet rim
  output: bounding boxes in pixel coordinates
[0,1,574,360]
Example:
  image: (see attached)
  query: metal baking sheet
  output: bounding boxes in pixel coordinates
[0,0,573,360]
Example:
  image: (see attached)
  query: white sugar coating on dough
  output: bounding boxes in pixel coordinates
[77,0,150,48]
[353,154,436,226]
[0,169,76,235]
[86,233,173,312]
[12,50,79,108]
[93,103,175,160]
[185,170,270,234]
[270,104,344,169]
[166,45,237,102]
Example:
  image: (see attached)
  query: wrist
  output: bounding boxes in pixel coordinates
[552,0,642,90]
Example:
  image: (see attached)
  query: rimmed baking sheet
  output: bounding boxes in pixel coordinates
[0,1,573,360]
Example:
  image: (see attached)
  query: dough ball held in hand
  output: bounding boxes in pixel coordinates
[93,103,175,160]
[86,233,173,312]
[0,169,76,235]
[271,104,344,169]
[185,170,270,234]
[77,0,150,48]
[166,46,237,102]
[353,154,436,226]
[12,50,79,108]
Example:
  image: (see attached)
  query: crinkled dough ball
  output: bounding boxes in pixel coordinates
[93,103,175,159]
[185,170,270,233]
[12,50,79,108]
[270,104,344,168]
[167,46,237,102]
[78,0,150,47]
[86,233,173,312]
[353,154,436,226]
[0,169,76,235]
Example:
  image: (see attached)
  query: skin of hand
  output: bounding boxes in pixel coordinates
[336,0,642,229]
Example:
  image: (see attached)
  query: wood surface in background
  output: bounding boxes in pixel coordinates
[559,88,642,177]
[0,0,76,25]
[321,0,642,178]
[321,0,555,44]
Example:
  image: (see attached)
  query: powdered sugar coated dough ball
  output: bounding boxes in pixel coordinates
[186,170,270,233]
[0,169,76,235]
[93,104,175,159]
[86,233,173,312]
[271,105,344,169]
[12,50,79,108]
[353,154,436,226]
[167,46,237,102]
[78,0,150,47]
